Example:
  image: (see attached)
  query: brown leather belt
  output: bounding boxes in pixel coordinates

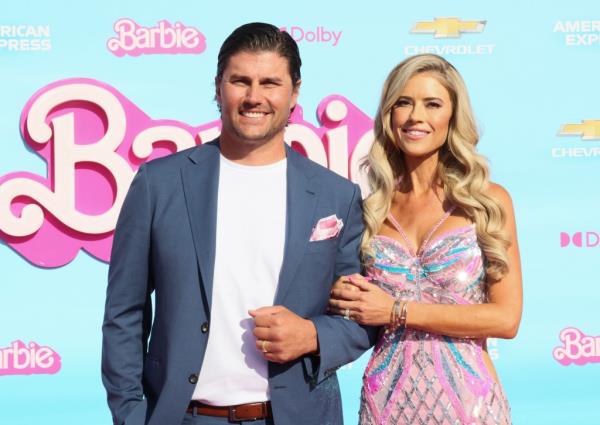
[187,400,272,422]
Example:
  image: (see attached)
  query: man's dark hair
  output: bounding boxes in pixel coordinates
[216,22,301,86]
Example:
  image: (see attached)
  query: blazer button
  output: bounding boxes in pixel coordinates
[188,374,198,384]
[201,322,209,333]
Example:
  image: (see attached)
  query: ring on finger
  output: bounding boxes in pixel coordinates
[343,308,351,320]
[261,340,269,353]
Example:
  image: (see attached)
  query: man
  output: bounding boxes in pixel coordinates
[102,22,376,425]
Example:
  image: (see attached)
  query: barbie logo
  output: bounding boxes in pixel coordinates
[0,79,373,267]
[553,327,600,366]
[0,340,61,376]
[107,19,206,57]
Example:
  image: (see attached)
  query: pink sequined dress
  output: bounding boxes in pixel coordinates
[360,209,511,425]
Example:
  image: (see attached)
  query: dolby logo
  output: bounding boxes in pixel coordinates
[560,232,600,248]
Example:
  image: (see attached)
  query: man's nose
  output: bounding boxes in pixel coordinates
[244,83,262,104]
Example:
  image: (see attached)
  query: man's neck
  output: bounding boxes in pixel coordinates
[219,134,287,166]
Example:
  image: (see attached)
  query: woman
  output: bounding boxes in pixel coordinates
[329,54,522,424]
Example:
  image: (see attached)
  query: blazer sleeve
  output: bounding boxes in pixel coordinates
[102,164,153,425]
[308,183,379,383]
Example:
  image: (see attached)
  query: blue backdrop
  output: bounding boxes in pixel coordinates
[2,1,600,424]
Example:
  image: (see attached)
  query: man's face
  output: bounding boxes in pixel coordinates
[216,50,300,151]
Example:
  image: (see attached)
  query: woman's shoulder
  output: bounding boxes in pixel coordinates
[486,182,516,223]
[487,182,513,206]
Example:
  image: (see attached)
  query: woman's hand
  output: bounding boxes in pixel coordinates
[329,274,394,326]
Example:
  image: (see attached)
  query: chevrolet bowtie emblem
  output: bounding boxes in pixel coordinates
[411,18,486,38]
[559,120,600,140]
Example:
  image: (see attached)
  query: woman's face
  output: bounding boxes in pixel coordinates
[390,72,453,160]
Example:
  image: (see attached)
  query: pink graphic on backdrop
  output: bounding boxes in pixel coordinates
[107,19,207,57]
[280,26,342,46]
[560,231,599,248]
[553,327,600,366]
[0,79,374,268]
[0,340,61,376]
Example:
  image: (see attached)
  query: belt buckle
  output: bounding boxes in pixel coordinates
[228,403,263,422]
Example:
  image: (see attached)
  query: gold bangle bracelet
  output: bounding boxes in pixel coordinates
[399,301,408,329]
[388,299,401,332]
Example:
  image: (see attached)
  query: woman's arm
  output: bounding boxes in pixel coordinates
[329,184,523,339]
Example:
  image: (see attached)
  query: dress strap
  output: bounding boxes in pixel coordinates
[386,205,456,256]
[419,206,456,254]
[386,212,416,256]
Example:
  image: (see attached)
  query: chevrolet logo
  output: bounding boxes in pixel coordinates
[411,18,486,38]
[559,120,600,140]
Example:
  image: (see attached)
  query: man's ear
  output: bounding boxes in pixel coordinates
[215,76,221,105]
[291,79,301,110]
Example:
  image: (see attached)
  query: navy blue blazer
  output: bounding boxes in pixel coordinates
[102,140,377,425]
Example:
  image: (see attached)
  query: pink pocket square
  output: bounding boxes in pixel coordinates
[310,215,344,242]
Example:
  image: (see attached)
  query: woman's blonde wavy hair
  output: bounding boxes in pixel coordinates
[362,54,509,281]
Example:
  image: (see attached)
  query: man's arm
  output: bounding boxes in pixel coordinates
[307,183,378,382]
[251,184,378,381]
[102,165,153,425]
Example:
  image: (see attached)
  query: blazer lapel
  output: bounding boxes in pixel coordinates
[274,148,318,304]
[180,141,220,314]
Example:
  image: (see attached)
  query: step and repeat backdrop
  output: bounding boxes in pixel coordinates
[1,1,599,424]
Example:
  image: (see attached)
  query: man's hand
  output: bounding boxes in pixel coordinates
[330,273,362,294]
[249,306,318,363]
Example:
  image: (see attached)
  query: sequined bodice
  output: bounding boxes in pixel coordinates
[370,224,486,306]
[360,222,511,425]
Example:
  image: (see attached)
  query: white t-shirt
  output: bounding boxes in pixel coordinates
[192,154,287,405]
